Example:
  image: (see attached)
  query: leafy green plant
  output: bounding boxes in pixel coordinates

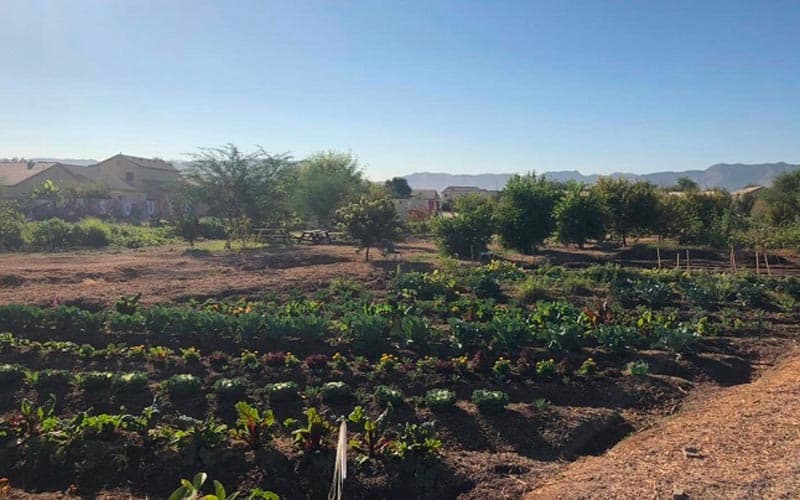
[19,394,57,440]
[113,372,149,393]
[348,405,392,463]
[0,364,25,384]
[576,357,598,376]
[626,360,650,376]
[264,381,300,402]
[651,324,699,353]
[231,401,275,450]
[471,389,509,414]
[535,358,557,378]
[532,398,550,412]
[114,293,142,315]
[374,385,404,406]
[213,378,248,399]
[491,357,513,381]
[30,369,72,388]
[425,389,456,411]
[180,346,202,363]
[77,371,115,391]
[391,421,442,459]
[320,381,351,403]
[291,407,332,452]
[164,374,202,398]
[168,472,276,500]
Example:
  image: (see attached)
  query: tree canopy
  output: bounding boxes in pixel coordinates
[337,196,402,261]
[292,151,367,227]
[495,174,562,254]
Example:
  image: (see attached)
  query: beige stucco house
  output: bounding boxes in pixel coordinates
[0,154,180,219]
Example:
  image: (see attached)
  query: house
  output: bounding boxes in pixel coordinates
[90,154,180,218]
[440,185,496,202]
[0,154,180,219]
[393,189,440,221]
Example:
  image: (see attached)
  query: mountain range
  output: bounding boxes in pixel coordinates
[403,162,800,193]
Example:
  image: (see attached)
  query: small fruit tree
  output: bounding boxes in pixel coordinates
[337,196,402,261]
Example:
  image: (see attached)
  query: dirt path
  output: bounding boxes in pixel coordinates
[527,347,800,499]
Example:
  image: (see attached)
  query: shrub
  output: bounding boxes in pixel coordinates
[114,372,149,393]
[433,194,494,260]
[471,389,509,414]
[24,218,74,251]
[213,377,248,399]
[626,360,650,376]
[0,203,25,251]
[164,374,202,397]
[553,186,607,247]
[264,381,300,402]
[374,385,404,406]
[0,363,25,384]
[73,218,111,247]
[77,371,115,391]
[320,381,351,402]
[198,217,228,239]
[425,389,456,411]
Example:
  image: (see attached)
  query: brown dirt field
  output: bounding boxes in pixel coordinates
[526,345,800,499]
[0,240,439,307]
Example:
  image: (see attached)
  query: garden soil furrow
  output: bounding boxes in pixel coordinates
[526,346,800,499]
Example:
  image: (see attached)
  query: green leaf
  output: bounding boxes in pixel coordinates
[213,480,226,499]
[192,472,208,490]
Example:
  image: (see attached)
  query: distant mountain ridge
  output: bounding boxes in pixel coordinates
[404,162,800,193]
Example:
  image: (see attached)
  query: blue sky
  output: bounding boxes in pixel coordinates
[1,0,798,179]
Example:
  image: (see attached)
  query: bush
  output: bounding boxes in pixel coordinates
[264,381,300,402]
[341,312,391,356]
[433,194,494,260]
[471,389,509,414]
[114,372,149,393]
[73,218,111,247]
[0,203,25,251]
[425,388,456,411]
[198,217,228,239]
[553,186,607,247]
[320,381,351,402]
[24,218,74,251]
[77,371,115,390]
[0,363,25,383]
[213,377,248,399]
[164,374,202,397]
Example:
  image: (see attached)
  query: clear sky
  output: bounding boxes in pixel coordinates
[1,0,798,180]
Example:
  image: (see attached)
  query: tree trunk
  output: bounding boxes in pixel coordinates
[365,246,370,261]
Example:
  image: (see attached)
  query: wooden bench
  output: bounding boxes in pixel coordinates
[295,229,332,245]
[254,228,291,244]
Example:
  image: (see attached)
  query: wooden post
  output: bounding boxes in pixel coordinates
[764,251,772,276]
[686,249,690,272]
[730,247,736,272]
[676,252,680,269]
[657,246,662,270]
[755,249,760,275]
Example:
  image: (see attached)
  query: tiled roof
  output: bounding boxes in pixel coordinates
[0,162,57,186]
[114,154,177,172]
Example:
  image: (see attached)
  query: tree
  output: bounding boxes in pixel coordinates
[433,194,494,260]
[764,170,800,226]
[171,185,201,246]
[384,177,412,198]
[186,144,292,246]
[292,151,367,227]
[553,185,607,247]
[495,174,562,254]
[672,177,700,192]
[593,178,659,246]
[337,196,402,261]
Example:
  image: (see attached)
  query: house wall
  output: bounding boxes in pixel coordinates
[95,157,180,217]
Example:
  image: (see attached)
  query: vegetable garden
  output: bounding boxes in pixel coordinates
[1,259,798,499]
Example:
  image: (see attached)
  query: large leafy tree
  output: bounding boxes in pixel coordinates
[593,178,659,246]
[495,173,562,254]
[764,170,800,226]
[186,144,292,245]
[292,151,367,227]
[433,194,495,260]
[384,177,412,198]
[553,185,607,247]
[337,196,402,261]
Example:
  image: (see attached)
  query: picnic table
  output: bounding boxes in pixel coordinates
[295,229,333,245]
[254,228,291,244]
